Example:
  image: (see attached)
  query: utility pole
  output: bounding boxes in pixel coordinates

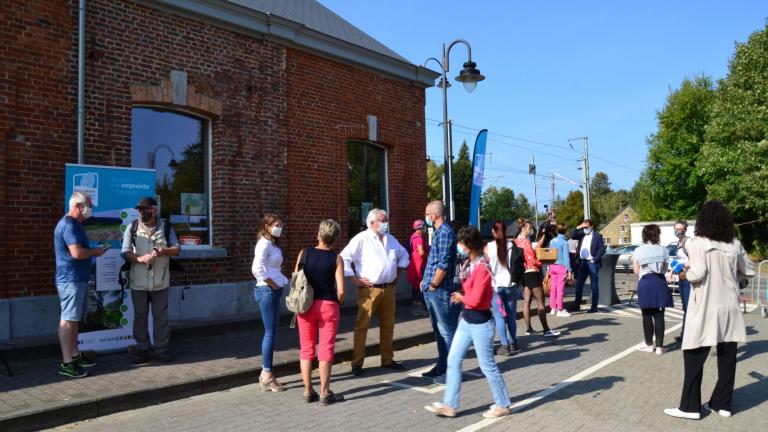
[569,136,591,220]
[447,118,455,221]
[551,174,556,214]
[530,156,538,229]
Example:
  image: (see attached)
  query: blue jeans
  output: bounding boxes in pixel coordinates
[491,286,518,346]
[574,261,599,310]
[443,319,511,409]
[679,280,691,336]
[254,285,283,371]
[424,289,462,373]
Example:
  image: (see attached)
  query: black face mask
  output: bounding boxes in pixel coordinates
[141,211,153,223]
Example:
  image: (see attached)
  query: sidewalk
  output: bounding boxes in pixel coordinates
[0,292,580,432]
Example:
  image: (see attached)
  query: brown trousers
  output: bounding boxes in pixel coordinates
[352,284,396,367]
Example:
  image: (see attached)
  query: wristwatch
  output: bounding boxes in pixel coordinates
[428,282,438,290]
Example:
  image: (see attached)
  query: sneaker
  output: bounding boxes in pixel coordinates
[557,310,572,318]
[655,347,668,355]
[496,345,511,356]
[433,374,446,385]
[637,344,655,353]
[703,403,732,418]
[664,408,701,420]
[543,330,561,337]
[482,404,511,418]
[524,328,535,336]
[550,309,557,316]
[319,390,345,405]
[509,343,519,353]
[58,362,88,378]
[421,366,443,378]
[71,353,97,368]
[424,402,456,417]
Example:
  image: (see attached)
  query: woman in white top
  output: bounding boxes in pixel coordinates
[632,224,672,355]
[485,221,520,355]
[251,213,289,392]
[665,201,752,420]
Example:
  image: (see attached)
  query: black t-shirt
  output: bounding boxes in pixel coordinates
[302,247,339,303]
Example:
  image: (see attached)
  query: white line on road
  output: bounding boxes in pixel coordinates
[381,379,445,394]
[456,322,683,432]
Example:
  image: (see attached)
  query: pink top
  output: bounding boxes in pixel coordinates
[514,237,541,272]
[461,263,493,311]
[406,232,429,287]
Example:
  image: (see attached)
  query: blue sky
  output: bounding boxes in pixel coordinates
[320,0,767,207]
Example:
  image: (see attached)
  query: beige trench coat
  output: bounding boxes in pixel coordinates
[682,237,753,350]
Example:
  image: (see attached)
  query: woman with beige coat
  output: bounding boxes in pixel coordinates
[664,201,753,420]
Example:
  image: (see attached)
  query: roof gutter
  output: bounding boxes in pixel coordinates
[136,0,440,87]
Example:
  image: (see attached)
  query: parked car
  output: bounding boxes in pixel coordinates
[609,245,640,272]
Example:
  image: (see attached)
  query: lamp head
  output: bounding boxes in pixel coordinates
[455,61,485,93]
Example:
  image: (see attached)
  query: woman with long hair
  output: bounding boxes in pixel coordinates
[515,219,559,337]
[633,224,672,355]
[295,219,346,405]
[251,213,289,392]
[665,201,753,420]
[425,226,511,419]
[486,221,519,355]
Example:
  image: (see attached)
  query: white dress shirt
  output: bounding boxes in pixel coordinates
[340,229,409,284]
[252,237,289,287]
[580,232,594,260]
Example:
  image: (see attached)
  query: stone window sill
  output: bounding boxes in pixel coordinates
[177,247,228,260]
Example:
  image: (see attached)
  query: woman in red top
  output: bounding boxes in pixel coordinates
[515,219,560,338]
[406,219,430,317]
[425,226,511,419]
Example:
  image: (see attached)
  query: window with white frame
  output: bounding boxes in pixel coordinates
[619,225,625,232]
[131,107,210,246]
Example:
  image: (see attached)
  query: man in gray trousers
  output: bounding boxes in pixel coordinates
[121,197,180,363]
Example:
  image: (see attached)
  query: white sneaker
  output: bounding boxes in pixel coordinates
[656,346,668,355]
[557,310,572,317]
[482,404,511,418]
[542,330,560,337]
[664,408,701,420]
[550,309,557,315]
[637,344,655,353]
[703,403,732,418]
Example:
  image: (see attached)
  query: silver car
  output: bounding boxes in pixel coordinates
[610,245,640,272]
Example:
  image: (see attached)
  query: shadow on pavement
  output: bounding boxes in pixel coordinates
[737,339,768,362]
[733,371,768,413]
[512,375,626,414]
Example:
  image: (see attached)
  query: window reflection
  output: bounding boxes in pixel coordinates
[348,141,387,236]
[131,108,210,246]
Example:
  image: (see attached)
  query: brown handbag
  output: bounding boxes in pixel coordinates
[542,271,552,295]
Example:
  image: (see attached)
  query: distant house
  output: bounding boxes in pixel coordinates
[631,220,695,247]
[600,206,639,247]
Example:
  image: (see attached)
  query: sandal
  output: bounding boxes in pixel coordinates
[304,390,319,403]
[259,375,285,392]
[319,390,344,405]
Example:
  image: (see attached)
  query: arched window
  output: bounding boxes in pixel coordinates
[347,141,388,236]
[131,107,210,246]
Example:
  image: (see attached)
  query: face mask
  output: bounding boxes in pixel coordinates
[457,244,469,258]
[270,226,283,237]
[676,230,685,237]
[425,216,434,227]
[140,211,154,223]
[378,222,389,235]
[81,205,93,220]
[584,227,593,234]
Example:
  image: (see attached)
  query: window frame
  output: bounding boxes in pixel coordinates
[346,140,389,232]
[131,105,214,249]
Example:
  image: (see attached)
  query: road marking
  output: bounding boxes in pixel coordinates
[456,322,683,432]
[381,379,444,394]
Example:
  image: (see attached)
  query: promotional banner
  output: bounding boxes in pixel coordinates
[468,129,488,227]
[65,164,156,352]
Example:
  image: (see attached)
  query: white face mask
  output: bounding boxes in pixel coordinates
[378,222,389,235]
[270,226,283,237]
[81,205,93,220]
[584,227,593,234]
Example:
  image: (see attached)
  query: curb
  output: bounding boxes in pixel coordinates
[0,300,581,432]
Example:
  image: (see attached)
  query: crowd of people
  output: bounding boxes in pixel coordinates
[53,193,753,420]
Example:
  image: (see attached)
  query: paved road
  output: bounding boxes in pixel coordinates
[48,302,768,432]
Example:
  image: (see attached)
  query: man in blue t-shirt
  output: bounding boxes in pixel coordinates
[53,192,107,378]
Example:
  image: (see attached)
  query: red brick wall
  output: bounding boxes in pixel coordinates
[0,0,427,298]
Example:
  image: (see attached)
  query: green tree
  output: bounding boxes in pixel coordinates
[700,22,768,250]
[515,193,534,220]
[452,141,472,224]
[426,159,443,202]
[635,75,715,220]
[480,186,517,224]
[590,171,612,197]
[557,190,585,229]
[592,190,631,228]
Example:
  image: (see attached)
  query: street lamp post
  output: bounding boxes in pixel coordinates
[425,40,485,222]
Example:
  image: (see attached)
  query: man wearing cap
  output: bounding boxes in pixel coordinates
[341,208,410,376]
[121,196,180,363]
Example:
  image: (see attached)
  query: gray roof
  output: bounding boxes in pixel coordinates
[226,0,409,63]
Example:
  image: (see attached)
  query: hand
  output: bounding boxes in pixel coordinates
[153,247,164,257]
[137,254,154,265]
[450,291,463,304]
[93,247,108,257]
[338,291,346,304]
[354,277,372,288]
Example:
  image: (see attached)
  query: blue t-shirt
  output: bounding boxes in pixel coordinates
[54,215,92,283]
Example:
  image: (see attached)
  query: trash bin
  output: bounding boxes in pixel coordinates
[598,254,621,306]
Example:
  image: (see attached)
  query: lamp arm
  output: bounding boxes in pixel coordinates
[445,39,473,71]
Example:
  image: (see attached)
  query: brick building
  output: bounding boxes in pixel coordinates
[0,0,438,339]
[599,206,638,247]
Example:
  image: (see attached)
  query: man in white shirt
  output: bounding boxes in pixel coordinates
[569,219,606,313]
[341,209,409,376]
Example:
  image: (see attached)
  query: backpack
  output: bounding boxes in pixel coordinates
[507,243,525,286]
[286,248,314,317]
[120,219,184,272]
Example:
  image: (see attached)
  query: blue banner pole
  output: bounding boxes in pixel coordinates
[468,129,488,228]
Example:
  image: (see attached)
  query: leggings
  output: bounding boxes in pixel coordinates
[641,307,665,347]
